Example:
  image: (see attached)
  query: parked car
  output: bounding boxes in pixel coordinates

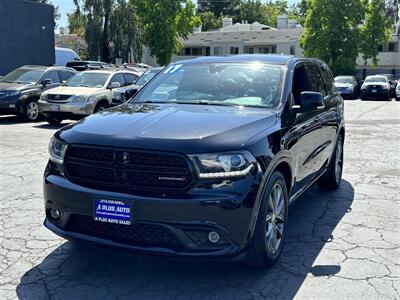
[43,55,345,267]
[112,67,163,106]
[360,75,391,101]
[334,76,360,98]
[0,65,76,121]
[55,47,81,67]
[38,70,139,124]
[396,81,400,100]
[377,74,398,97]
[65,61,111,72]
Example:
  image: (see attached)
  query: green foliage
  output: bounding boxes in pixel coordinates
[198,11,222,31]
[239,0,263,24]
[260,1,288,27]
[360,0,392,66]
[110,0,143,62]
[300,0,391,75]
[288,0,309,25]
[197,0,241,19]
[134,0,200,65]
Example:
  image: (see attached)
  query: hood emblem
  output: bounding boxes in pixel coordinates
[55,95,60,100]
[122,152,129,162]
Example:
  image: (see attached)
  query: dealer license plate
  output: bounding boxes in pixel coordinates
[94,199,131,225]
[49,104,60,111]
[372,89,377,93]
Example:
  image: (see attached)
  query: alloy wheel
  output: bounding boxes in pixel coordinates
[335,140,343,183]
[27,102,39,120]
[265,183,285,254]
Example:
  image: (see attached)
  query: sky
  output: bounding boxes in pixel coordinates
[53,0,300,31]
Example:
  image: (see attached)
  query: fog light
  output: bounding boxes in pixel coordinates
[208,231,220,243]
[9,104,15,108]
[50,208,60,219]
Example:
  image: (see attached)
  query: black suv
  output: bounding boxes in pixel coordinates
[43,55,345,267]
[0,65,76,121]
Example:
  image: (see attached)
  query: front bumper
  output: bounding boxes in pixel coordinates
[337,89,354,97]
[0,98,19,114]
[38,100,94,117]
[361,89,390,100]
[43,170,261,259]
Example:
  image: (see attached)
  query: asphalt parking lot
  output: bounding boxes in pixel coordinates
[0,99,399,299]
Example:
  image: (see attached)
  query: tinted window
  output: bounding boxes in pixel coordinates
[136,69,160,86]
[306,64,326,96]
[59,71,75,82]
[124,73,139,85]
[320,67,336,94]
[365,76,387,83]
[110,73,126,87]
[65,72,110,88]
[42,71,60,84]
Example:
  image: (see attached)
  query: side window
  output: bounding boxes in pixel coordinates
[292,65,311,105]
[42,70,61,84]
[124,73,139,85]
[110,73,125,87]
[59,71,75,82]
[305,64,326,96]
[319,66,336,95]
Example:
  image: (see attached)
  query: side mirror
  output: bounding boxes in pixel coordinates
[292,91,324,113]
[61,80,67,84]
[127,88,138,98]
[0,76,3,79]
[42,78,52,86]
[110,82,121,89]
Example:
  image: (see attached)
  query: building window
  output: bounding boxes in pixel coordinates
[205,47,210,56]
[290,45,296,55]
[230,47,239,54]
[214,47,223,55]
[259,47,270,54]
[191,47,203,56]
[184,48,190,56]
[248,47,254,54]
[271,46,277,54]
[388,43,398,52]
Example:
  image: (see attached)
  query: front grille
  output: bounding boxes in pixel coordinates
[64,145,194,192]
[66,214,183,251]
[47,94,72,101]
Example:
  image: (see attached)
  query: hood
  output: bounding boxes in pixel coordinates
[0,82,33,92]
[58,103,277,153]
[335,82,353,88]
[45,86,104,96]
[362,82,389,87]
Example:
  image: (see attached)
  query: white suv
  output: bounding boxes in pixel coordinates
[38,70,140,124]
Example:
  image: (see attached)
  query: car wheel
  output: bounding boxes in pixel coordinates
[23,99,40,121]
[94,102,108,113]
[45,117,62,125]
[318,135,344,190]
[245,171,288,268]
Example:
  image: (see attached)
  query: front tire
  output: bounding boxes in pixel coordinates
[23,99,40,121]
[94,102,109,113]
[318,136,344,190]
[245,171,288,268]
[45,116,62,125]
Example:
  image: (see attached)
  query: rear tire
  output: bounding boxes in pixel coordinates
[45,117,62,125]
[94,102,109,113]
[245,171,288,268]
[318,135,344,190]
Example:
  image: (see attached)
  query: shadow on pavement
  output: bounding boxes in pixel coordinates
[17,180,354,299]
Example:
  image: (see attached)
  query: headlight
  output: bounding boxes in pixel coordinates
[361,86,366,90]
[40,93,48,101]
[189,151,255,179]
[383,86,389,90]
[71,95,91,102]
[48,137,68,164]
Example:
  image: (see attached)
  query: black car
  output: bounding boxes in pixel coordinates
[377,74,398,97]
[334,75,360,98]
[111,67,163,106]
[0,65,76,121]
[65,61,111,72]
[43,55,345,267]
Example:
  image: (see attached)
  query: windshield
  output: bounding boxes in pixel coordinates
[365,76,387,83]
[65,72,110,88]
[133,63,285,108]
[335,77,353,84]
[135,69,161,86]
[0,68,44,84]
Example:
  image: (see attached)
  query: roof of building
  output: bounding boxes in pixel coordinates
[174,54,294,65]
[183,27,304,46]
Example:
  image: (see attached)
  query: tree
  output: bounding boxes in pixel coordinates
[288,0,309,25]
[259,1,288,27]
[360,0,392,66]
[301,0,364,75]
[110,0,143,62]
[385,0,399,35]
[134,0,200,65]
[197,0,241,22]
[239,0,263,24]
[198,11,222,31]
[68,0,86,36]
